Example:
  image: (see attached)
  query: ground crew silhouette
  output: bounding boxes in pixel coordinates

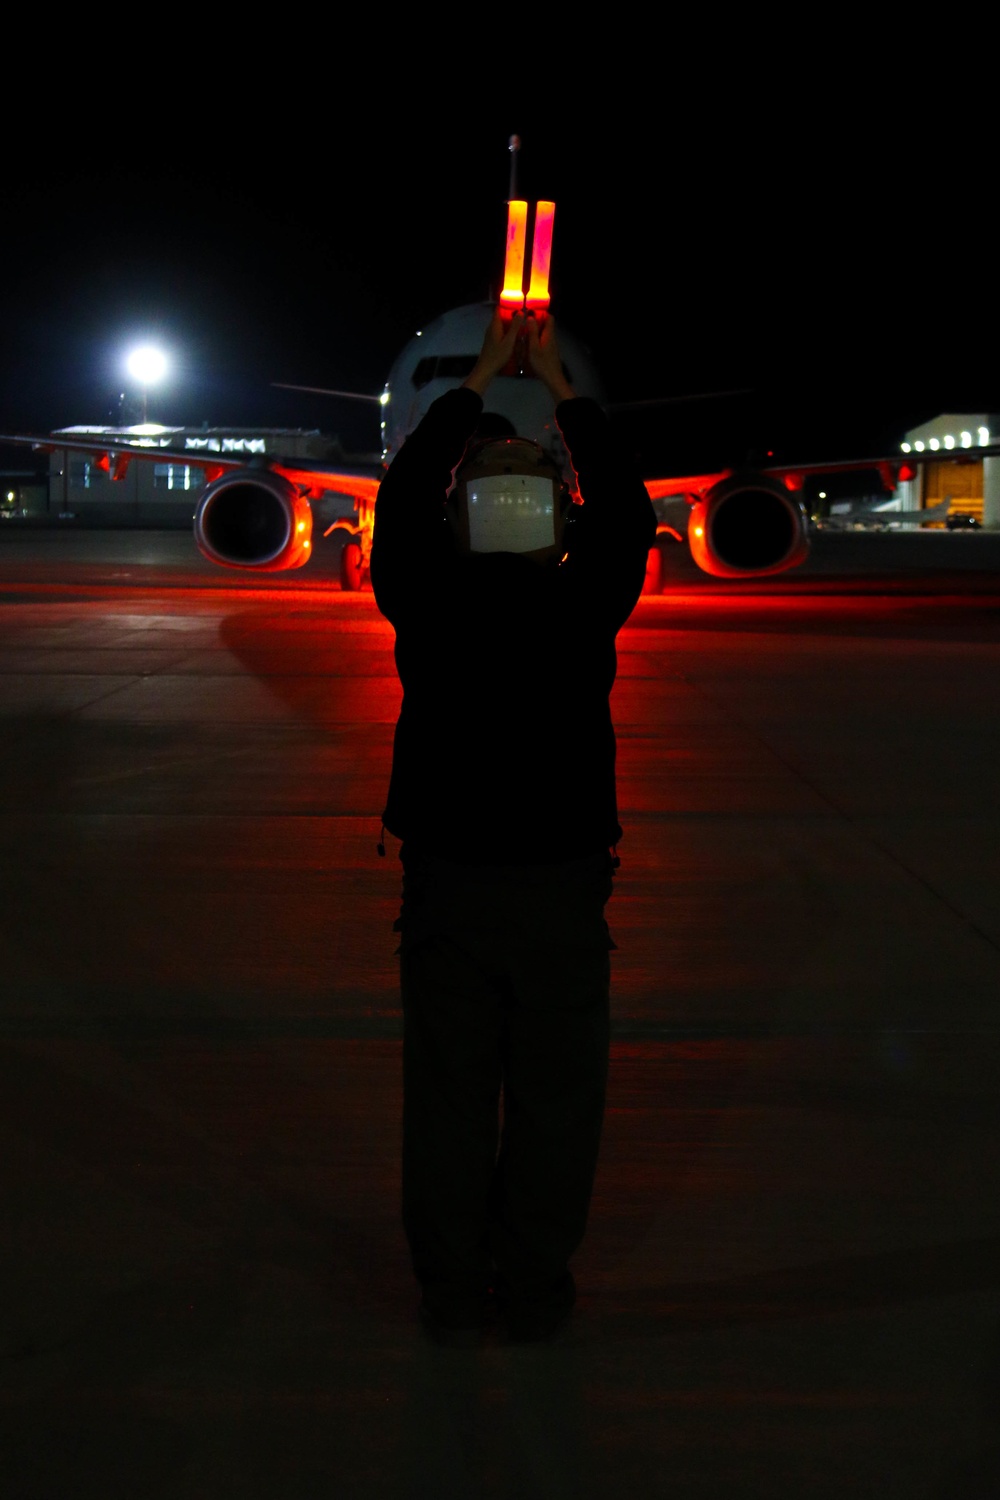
[370,308,657,1345]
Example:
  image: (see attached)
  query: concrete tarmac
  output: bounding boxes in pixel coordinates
[2,528,1000,1499]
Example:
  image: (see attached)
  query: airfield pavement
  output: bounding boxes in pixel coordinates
[1,525,1000,1498]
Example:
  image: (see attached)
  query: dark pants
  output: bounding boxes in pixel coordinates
[396,846,615,1309]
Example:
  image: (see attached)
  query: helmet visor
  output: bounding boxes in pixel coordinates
[463,473,558,554]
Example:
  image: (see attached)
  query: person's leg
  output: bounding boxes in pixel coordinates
[398,858,506,1313]
[487,856,614,1320]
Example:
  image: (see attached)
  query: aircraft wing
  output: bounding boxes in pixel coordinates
[0,430,383,575]
[4,422,995,585]
[639,444,996,578]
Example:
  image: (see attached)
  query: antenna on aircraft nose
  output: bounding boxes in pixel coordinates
[508,134,521,200]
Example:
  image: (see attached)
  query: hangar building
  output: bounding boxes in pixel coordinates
[896,415,1000,527]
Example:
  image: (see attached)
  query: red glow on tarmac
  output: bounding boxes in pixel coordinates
[500,200,529,307]
[0,578,401,616]
[525,201,555,311]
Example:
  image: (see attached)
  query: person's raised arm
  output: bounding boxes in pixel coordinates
[537,314,655,625]
[525,313,576,405]
[462,309,524,397]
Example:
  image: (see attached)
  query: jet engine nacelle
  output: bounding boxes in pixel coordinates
[194,470,313,571]
[688,474,809,578]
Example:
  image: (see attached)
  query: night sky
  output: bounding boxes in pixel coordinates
[2,76,994,480]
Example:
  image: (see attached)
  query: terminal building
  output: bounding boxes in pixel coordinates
[2,424,374,527]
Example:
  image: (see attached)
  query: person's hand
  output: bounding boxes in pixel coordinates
[525,313,576,403]
[463,310,524,396]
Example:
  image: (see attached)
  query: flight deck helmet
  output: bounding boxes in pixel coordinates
[447,435,571,563]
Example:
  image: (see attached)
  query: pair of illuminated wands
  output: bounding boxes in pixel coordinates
[500,199,555,315]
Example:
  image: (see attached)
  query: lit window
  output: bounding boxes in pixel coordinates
[69,459,106,488]
[411,355,478,390]
[154,464,204,491]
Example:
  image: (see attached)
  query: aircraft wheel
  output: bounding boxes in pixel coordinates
[340,541,364,591]
[642,545,663,595]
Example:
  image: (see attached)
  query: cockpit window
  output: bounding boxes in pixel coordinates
[410,353,575,390]
[411,355,478,390]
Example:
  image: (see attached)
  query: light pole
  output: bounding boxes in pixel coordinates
[125,345,168,425]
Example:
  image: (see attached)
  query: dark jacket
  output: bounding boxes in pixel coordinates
[370,386,657,864]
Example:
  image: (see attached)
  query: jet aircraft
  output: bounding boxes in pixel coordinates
[2,171,992,590]
[810,493,953,530]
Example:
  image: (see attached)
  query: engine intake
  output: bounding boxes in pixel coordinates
[194,470,312,571]
[688,474,808,578]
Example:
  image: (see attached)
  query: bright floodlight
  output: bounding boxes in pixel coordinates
[127,345,167,385]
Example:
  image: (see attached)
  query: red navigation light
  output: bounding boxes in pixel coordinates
[877,461,898,493]
[897,463,917,483]
[500,200,529,310]
[525,200,555,312]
